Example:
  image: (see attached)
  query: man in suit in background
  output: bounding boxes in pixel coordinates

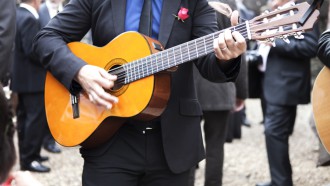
[33,0,247,185]
[11,0,51,173]
[0,0,16,88]
[256,0,319,185]
[189,1,248,185]
[0,0,16,183]
[38,0,64,154]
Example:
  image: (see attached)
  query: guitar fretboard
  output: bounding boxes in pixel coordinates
[121,21,250,84]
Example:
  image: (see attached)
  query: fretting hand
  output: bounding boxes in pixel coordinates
[75,65,118,109]
[213,10,247,61]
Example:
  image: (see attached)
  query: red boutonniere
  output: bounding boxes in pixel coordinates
[173,7,189,22]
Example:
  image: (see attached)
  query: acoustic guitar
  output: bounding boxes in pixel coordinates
[45,2,319,147]
[312,67,330,153]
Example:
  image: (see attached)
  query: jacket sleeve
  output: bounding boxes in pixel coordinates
[234,53,248,99]
[192,0,241,83]
[0,0,16,84]
[271,25,319,59]
[317,29,330,68]
[33,0,92,91]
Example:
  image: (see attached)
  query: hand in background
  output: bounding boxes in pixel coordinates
[234,98,245,112]
[11,171,42,186]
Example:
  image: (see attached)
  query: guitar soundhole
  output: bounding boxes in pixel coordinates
[110,65,124,91]
[107,64,128,96]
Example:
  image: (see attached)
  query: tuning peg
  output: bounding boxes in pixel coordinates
[272,41,276,47]
[292,23,298,30]
[267,37,276,47]
[282,35,290,44]
[294,32,304,39]
[279,26,284,32]
[290,10,295,16]
[263,17,269,23]
[289,2,296,6]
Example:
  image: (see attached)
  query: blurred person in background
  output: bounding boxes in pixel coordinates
[1,85,42,186]
[256,0,319,185]
[11,0,51,173]
[189,1,248,185]
[0,0,16,183]
[38,0,64,154]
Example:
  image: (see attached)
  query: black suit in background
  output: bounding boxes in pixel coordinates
[0,0,16,86]
[190,0,248,185]
[0,0,16,183]
[261,23,319,186]
[318,29,330,67]
[38,2,62,153]
[11,5,49,170]
[33,0,242,185]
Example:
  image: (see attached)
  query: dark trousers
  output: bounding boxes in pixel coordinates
[43,125,56,146]
[17,92,48,166]
[81,123,191,186]
[189,110,230,186]
[264,103,297,186]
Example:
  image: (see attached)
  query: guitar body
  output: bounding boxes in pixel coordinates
[45,32,171,147]
[312,67,330,153]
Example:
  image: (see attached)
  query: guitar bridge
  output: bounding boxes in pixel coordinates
[70,94,80,119]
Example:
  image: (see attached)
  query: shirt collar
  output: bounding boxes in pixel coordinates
[20,3,39,19]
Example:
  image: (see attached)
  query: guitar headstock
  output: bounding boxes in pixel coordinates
[248,2,319,42]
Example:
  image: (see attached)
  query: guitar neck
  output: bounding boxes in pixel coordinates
[121,21,250,84]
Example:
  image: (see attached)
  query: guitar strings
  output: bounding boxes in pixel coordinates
[110,21,265,84]
[112,29,248,84]
[111,19,260,77]
[112,24,254,84]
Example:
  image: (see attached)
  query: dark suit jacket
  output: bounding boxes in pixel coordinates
[11,7,44,93]
[318,29,330,67]
[194,58,247,111]
[39,3,51,28]
[33,0,241,174]
[0,0,16,85]
[263,26,319,106]
[194,8,248,111]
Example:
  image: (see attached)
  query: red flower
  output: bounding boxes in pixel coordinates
[173,7,189,22]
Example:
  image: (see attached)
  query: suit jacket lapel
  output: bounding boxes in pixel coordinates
[112,0,126,35]
[158,0,181,47]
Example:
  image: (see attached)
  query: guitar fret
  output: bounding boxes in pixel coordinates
[203,38,207,55]
[134,61,137,81]
[173,47,176,66]
[161,52,164,71]
[166,51,170,69]
[187,42,190,61]
[195,40,198,58]
[180,45,183,65]
[148,56,155,74]
[127,63,131,83]
[156,53,159,73]
[140,60,144,79]
[145,58,148,77]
